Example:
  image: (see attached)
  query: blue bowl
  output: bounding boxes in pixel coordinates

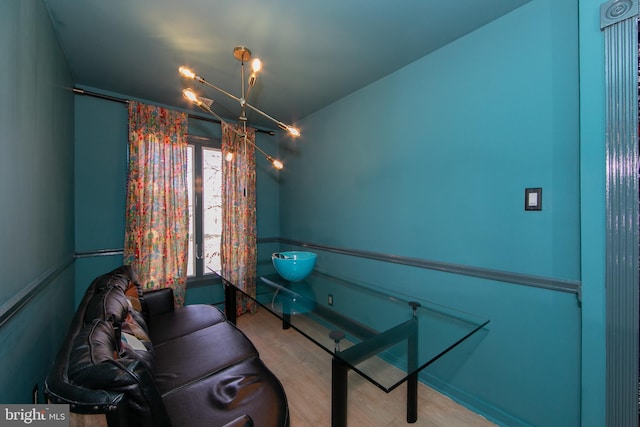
[272,251,317,282]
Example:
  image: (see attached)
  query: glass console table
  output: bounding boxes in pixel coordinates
[218,250,489,427]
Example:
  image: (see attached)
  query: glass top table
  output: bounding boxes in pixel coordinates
[217,249,489,426]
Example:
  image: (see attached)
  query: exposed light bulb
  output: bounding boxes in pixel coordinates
[225,152,234,162]
[251,58,262,73]
[288,126,300,137]
[182,88,200,105]
[179,66,196,79]
[247,59,261,87]
[271,158,284,170]
[279,123,300,137]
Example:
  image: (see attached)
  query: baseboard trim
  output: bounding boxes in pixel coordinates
[422,372,532,427]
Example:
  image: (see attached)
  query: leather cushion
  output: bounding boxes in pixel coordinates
[68,320,120,380]
[222,414,254,427]
[67,320,170,427]
[147,304,226,344]
[84,286,130,326]
[110,265,141,288]
[95,265,150,321]
[91,271,129,293]
[162,358,288,427]
[153,322,258,395]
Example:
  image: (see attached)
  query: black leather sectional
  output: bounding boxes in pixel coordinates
[45,265,289,427]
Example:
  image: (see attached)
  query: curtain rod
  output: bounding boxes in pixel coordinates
[72,87,276,136]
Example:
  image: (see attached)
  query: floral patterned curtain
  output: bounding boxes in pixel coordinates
[124,101,189,307]
[221,123,257,316]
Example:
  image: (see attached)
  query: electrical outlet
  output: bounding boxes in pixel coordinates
[328,294,333,306]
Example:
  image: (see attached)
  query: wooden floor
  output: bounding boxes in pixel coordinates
[237,308,496,427]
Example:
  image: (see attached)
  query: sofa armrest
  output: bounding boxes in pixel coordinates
[222,414,253,427]
[143,288,175,316]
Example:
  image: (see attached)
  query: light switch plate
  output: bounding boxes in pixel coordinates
[525,188,542,211]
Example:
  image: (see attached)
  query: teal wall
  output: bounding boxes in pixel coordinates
[0,0,613,424]
[73,94,128,304]
[279,0,585,425]
[0,0,75,403]
[577,0,607,426]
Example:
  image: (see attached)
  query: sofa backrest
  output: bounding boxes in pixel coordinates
[84,286,130,327]
[45,265,169,427]
[67,319,169,427]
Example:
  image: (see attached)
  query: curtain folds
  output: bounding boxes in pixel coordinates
[221,123,257,317]
[124,101,189,307]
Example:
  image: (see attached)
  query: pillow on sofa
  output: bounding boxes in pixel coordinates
[120,332,154,374]
[120,296,155,373]
[121,332,147,351]
[110,265,149,321]
[126,285,143,312]
[122,311,151,344]
[121,311,154,369]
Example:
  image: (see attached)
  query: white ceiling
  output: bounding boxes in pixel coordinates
[43,0,532,129]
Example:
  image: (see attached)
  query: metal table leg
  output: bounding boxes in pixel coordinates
[332,356,349,427]
[225,283,237,325]
[407,372,418,423]
[407,301,420,423]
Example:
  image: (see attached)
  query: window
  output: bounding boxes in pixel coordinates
[186,137,223,279]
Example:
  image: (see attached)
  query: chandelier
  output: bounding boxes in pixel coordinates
[179,46,300,170]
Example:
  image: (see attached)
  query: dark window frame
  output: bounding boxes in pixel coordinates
[187,135,223,286]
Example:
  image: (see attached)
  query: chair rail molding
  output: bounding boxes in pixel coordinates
[264,237,581,298]
[0,255,74,328]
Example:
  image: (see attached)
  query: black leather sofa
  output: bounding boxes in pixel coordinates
[45,265,289,427]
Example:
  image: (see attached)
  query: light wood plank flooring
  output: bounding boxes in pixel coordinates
[237,308,496,427]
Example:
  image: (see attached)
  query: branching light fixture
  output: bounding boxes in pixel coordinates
[179,46,300,170]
